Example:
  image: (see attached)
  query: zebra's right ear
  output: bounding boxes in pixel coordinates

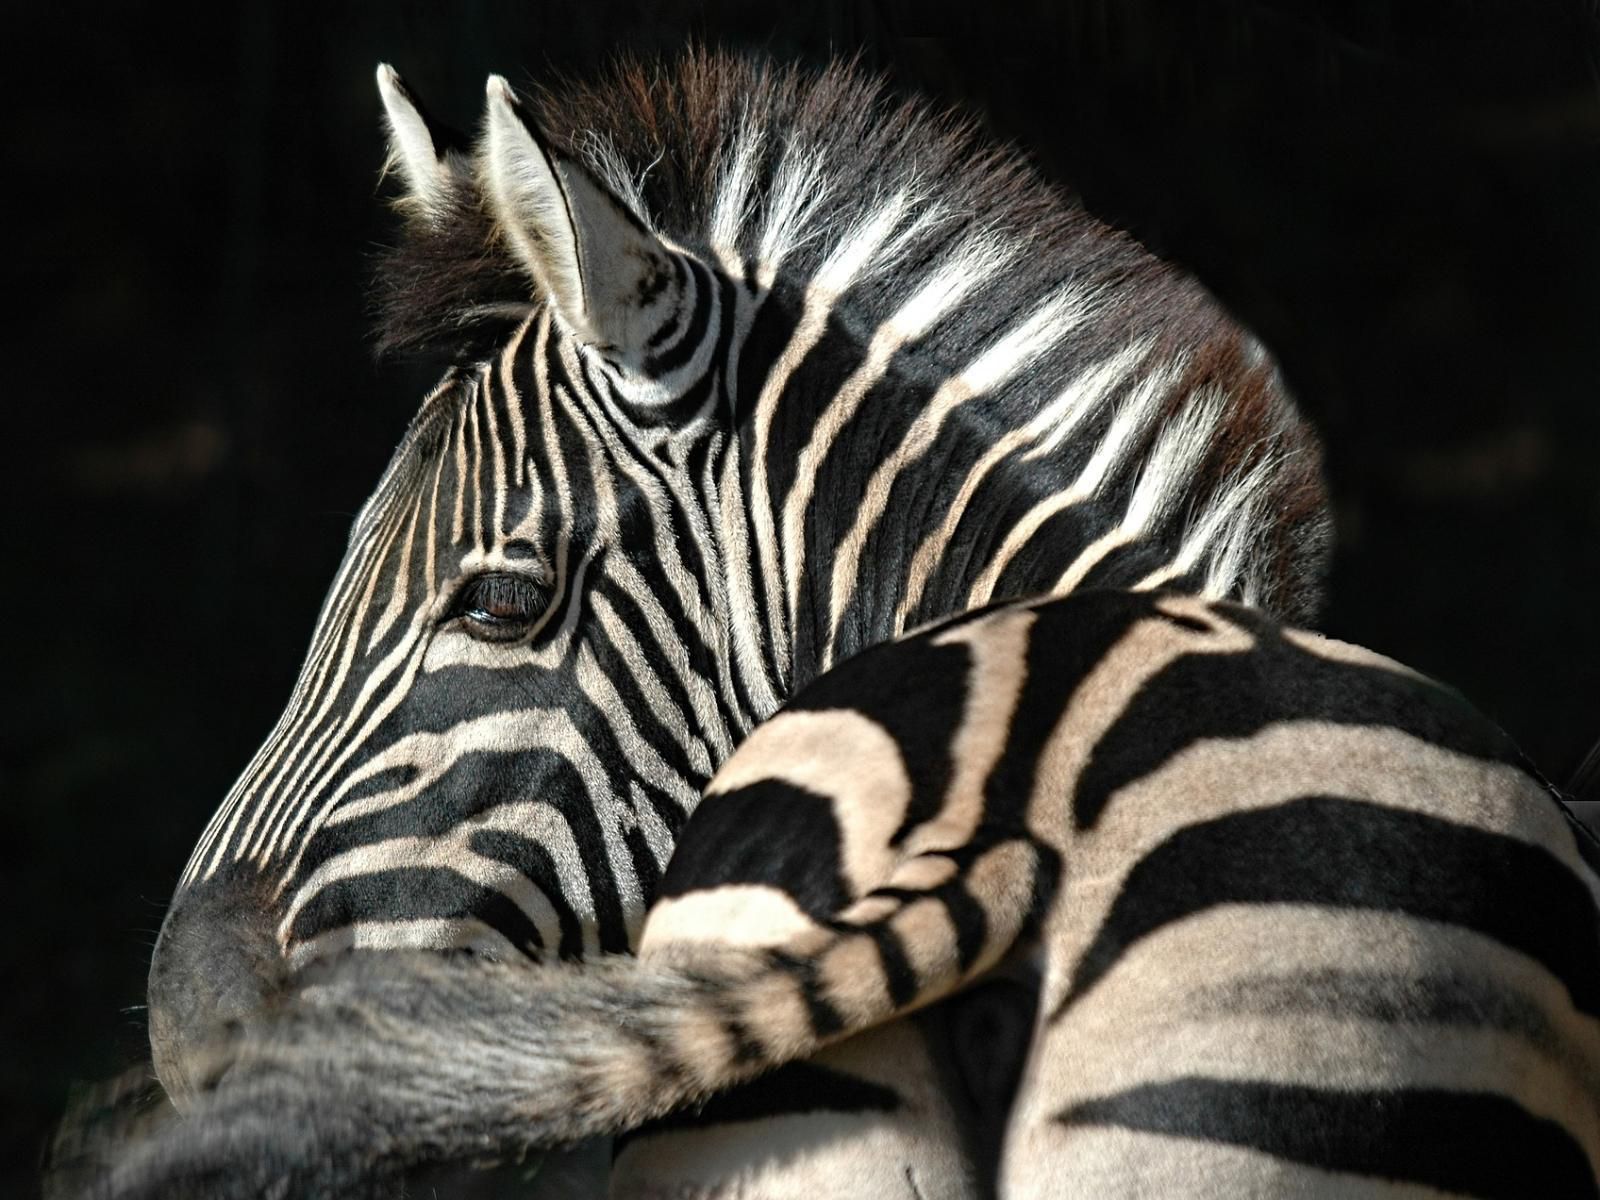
[482,75,683,362]
[376,64,465,220]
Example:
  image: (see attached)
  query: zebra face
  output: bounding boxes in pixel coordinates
[148,71,746,1105]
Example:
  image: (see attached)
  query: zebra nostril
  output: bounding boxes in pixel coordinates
[147,877,285,1110]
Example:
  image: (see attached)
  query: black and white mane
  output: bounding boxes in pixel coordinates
[371,50,1326,625]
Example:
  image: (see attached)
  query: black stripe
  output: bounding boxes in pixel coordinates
[1057,795,1600,1018]
[323,764,418,811]
[733,279,802,427]
[590,577,715,763]
[472,382,494,542]
[457,733,633,957]
[1058,1077,1599,1200]
[287,866,545,958]
[643,257,714,377]
[600,559,714,690]
[464,828,586,960]
[1072,605,1523,830]
[942,875,990,974]
[783,634,971,845]
[762,305,875,518]
[721,1014,768,1068]
[633,770,694,841]
[777,950,846,1040]
[621,822,664,917]
[641,350,717,431]
[1073,537,1176,595]
[659,778,852,918]
[985,503,1107,607]
[792,344,931,679]
[1200,967,1559,1038]
[643,256,691,350]
[859,920,920,1007]
[967,593,1164,831]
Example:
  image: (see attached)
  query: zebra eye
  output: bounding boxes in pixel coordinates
[447,572,547,643]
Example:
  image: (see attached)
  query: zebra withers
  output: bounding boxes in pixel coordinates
[132,49,1329,1189]
[87,590,1600,1196]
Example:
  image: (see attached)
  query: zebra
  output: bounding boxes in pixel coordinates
[130,49,1331,1194]
[82,589,1600,1197]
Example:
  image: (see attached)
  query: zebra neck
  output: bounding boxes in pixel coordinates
[732,352,1132,698]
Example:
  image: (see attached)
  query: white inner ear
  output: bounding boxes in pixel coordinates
[483,75,681,360]
[377,64,454,216]
[484,76,588,334]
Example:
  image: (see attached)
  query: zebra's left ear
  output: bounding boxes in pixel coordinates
[377,64,468,221]
[483,76,681,360]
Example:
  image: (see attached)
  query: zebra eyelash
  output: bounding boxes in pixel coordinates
[442,571,550,643]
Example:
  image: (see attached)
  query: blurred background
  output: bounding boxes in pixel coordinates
[5,2,1598,1192]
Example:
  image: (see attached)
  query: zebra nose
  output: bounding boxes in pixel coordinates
[147,877,286,1109]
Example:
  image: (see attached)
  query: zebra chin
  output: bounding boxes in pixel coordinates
[146,874,288,1111]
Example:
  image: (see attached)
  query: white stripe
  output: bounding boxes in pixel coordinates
[964,356,1178,609]
[1049,383,1224,596]
[287,918,520,969]
[708,118,763,254]
[786,235,1019,631]
[258,623,434,870]
[741,194,917,690]
[893,341,1146,630]
[500,318,530,488]
[365,488,426,651]
[755,144,829,278]
[825,287,1094,661]
[589,591,716,779]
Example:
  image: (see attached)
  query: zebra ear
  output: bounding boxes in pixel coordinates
[483,75,681,359]
[376,64,464,219]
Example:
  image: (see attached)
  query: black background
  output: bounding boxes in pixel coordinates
[6,3,1599,1191]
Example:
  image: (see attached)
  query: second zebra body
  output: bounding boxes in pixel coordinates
[91,590,1600,1197]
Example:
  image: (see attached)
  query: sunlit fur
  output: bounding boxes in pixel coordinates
[84,591,1600,1198]
[138,48,1333,1194]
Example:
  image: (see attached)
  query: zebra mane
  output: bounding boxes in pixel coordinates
[374,48,1146,363]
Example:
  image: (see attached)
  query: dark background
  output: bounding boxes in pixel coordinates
[6,2,1598,1192]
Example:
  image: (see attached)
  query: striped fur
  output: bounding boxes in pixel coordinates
[133,49,1330,1193]
[83,590,1600,1197]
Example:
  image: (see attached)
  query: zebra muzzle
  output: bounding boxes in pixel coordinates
[147,877,286,1111]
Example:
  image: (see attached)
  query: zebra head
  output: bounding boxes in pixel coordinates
[149,68,762,1104]
[147,53,1331,1107]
